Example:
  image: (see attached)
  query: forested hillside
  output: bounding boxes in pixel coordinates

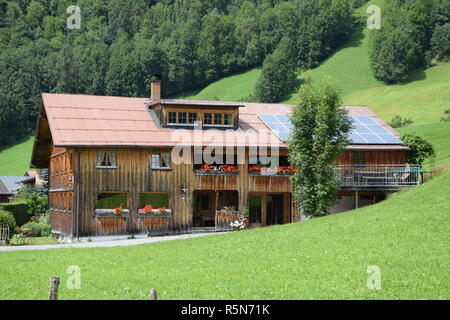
[0,0,361,148]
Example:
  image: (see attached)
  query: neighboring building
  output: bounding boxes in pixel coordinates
[25,170,46,186]
[0,179,13,203]
[0,176,35,203]
[30,80,421,240]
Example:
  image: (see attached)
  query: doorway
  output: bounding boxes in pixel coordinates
[248,192,291,227]
[193,190,239,228]
[266,194,284,225]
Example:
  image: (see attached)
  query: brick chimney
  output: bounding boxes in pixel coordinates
[150,76,161,101]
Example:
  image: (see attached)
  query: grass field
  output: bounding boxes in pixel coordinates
[398,122,450,170]
[0,136,34,176]
[175,68,261,101]
[0,168,448,300]
[344,63,450,125]
[298,0,385,98]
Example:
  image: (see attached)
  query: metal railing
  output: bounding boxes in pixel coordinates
[334,164,424,188]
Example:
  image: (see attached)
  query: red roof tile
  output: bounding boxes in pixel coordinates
[41,93,406,150]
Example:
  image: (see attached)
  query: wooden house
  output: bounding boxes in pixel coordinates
[30,80,420,240]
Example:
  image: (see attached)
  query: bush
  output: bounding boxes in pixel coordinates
[400,133,436,167]
[0,210,17,242]
[0,201,29,226]
[26,194,48,216]
[389,115,414,128]
[21,219,52,237]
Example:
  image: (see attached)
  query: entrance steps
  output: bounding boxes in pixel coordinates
[192,227,216,234]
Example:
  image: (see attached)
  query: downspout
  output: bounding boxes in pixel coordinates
[76,147,81,242]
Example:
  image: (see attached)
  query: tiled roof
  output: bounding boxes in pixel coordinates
[0,179,13,195]
[0,176,31,193]
[40,93,406,150]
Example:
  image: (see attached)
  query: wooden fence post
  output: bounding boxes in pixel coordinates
[149,288,158,300]
[49,277,60,300]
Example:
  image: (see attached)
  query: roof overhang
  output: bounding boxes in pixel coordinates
[30,98,53,168]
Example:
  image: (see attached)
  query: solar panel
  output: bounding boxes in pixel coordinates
[257,114,403,145]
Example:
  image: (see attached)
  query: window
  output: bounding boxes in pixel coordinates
[203,112,233,127]
[96,193,127,209]
[352,151,365,166]
[140,193,169,208]
[178,112,187,124]
[167,111,196,126]
[97,152,117,168]
[224,113,233,126]
[189,112,197,124]
[168,112,177,124]
[150,152,171,170]
[151,154,161,169]
[204,113,212,125]
[214,113,223,125]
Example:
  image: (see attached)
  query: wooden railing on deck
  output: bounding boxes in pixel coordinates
[334,164,427,188]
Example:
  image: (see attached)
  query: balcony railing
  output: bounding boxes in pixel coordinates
[334,164,425,188]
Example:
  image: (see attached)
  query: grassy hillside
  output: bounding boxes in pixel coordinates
[344,63,450,125]
[1,168,449,300]
[398,122,450,170]
[0,136,34,175]
[175,68,261,101]
[298,0,385,98]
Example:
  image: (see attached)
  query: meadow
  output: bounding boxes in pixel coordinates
[0,168,448,300]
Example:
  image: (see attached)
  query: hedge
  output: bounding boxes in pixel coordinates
[0,201,30,227]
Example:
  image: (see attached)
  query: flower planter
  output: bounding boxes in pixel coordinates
[138,209,173,217]
[195,170,239,176]
[95,209,130,218]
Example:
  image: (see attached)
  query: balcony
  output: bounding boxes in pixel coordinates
[334,165,427,189]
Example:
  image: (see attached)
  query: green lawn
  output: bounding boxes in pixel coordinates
[398,122,450,170]
[0,136,34,176]
[0,168,449,300]
[175,68,261,101]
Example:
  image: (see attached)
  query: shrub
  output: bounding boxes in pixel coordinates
[389,115,414,128]
[21,220,52,237]
[0,201,29,226]
[400,133,436,167]
[0,210,17,242]
[26,194,48,216]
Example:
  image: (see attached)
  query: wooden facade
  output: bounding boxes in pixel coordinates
[46,145,407,238]
[33,90,410,239]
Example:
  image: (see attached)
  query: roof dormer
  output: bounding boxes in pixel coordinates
[148,78,243,129]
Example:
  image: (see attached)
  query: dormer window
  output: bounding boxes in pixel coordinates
[168,111,198,126]
[204,112,234,127]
